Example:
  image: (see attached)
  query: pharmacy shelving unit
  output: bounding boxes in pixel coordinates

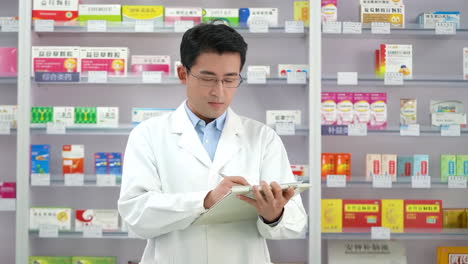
[14,1,322,264]
[0,0,18,263]
[321,0,468,263]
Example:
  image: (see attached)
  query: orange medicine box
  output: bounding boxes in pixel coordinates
[335,153,352,180]
[62,144,84,177]
[404,200,443,232]
[321,153,336,179]
[342,199,381,232]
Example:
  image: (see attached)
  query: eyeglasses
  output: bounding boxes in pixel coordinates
[188,70,243,88]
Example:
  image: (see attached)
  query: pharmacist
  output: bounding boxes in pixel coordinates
[118,23,307,264]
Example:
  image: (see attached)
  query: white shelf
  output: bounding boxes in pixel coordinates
[31,177,120,188]
[321,177,467,189]
[322,125,468,137]
[0,199,16,211]
[29,230,141,239]
[0,77,17,84]
[322,75,468,87]
[323,229,468,240]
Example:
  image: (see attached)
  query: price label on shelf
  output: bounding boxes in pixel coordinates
[287,72,307,84]
[39,224,59,238]
[174,20,194,33]
[285,21,304,33]
[1,21,19,32]
[247,71,267,84]
[249,19,269,33]
[31,173,51,186]
[142,71,162,83]
[88,71,108,83]
[322,21,342,34]
[372,175,392,188]
[35,19,54,32]
[371,22,391,34]
[337,72,358,85]
[411,176,431,189]
[326,175,347,188]
[135,20,154,32]
[87,20,107,32]
[275,121,295,136]
[83,226,103,238]
[348,124,367,136]
[342,22,362,34]
[64,174,84,186]
[384,72,404,85]
[441,125,461,137]
[46,122,66,134]
[0,122,11,135]
[97,174,117,186]
[448,176,467,189]
[435,22,456,35]
[371,227,391,240]
[400,124,420,136]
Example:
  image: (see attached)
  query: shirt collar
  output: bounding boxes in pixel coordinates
[184,102,227,131]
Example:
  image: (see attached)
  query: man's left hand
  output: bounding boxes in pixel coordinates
[237,181,295,223]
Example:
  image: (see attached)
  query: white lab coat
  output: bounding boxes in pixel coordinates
[118,102,307,264]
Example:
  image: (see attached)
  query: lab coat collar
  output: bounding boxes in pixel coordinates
[170,101,243,170]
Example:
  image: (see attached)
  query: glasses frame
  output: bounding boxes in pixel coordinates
[187,68,244,88]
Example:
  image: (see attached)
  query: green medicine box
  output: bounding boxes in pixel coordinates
[78,5,122,22]
[29,256,72,264]
[72,256,116,264]
[440,155,456,182]
[202,8,239,27]
[74,107,97,125]
[456,155,468,177]
[31,107,53,124]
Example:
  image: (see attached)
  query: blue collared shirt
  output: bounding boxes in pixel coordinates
[184,103,226,161]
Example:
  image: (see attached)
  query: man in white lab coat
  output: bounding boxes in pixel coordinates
[118,23,307,264]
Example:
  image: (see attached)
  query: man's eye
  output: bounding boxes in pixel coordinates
[223,79,236,83]
[201,77,217,82]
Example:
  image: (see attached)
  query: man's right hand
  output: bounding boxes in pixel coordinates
[203,176,250,209]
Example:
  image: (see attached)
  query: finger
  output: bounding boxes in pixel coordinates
[270,182,283,199]
[237,195,258,209]
[225,176,250,186]
[261,181,274,202]
[252,185,266,206]
[283,187,295,201]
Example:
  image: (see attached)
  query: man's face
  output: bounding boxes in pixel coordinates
[178,52,241,122]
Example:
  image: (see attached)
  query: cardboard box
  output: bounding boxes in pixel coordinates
[336,93,354,125]
[361,5,405,28]
[321,199,342,233]
[75,209,120,231]
[31,107,54,126]
[400,98,417,125]
[437,247,468,264]
[122,5,164,25]
[95,152,108,175]
[131,55,171,75]
[413,155,429,177]
[321,153,336,179]
[108,153,122,182]
[0,182,16,199]
[294,1,309,26]
[29,256,72,264]
[32,46,81,74]
[369,93,387,130]
[321,92,337,125]
[165,7,202,27]
[80,47,128,77]
[74,107,97,125]
[379,44,412,79]
[404,200,443,231]
[31,144,50,175]
[78,5,122,22]
[0,47,17,77]
[418,12,460,29]
[335,153,351,180]
[132,108,175,125]
[53,106,75,126]
[291,164,308,181]
[97,107,119,128]
[30,207,72,230]
[353,93,371,125]
[382,154,397,181]
[441,155,457,182]
[71,256,117,264]
[62,145,84,177]
[322,0,337,23]
[202,8,239,27]
[343,199,381,231]
[239,8,278,27]
[382,199,404,233]
[0,105,18,128]
[277,64,308,78]
[32,0,79,22]
[443,208,467,228]
[456,155,468,177]
[397,156,413,177]
[366,154,382,180]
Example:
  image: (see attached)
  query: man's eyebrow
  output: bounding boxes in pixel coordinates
[198,70,239,76]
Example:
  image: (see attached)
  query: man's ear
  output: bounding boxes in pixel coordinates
[177,66,187,84]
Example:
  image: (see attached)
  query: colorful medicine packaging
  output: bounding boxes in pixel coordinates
[336,93,354,125]
[78,5,122,22]
[130,55,171,76]
[94,153,108,175]
[464,48,467,80]
[291,164,308,181]
[0,105,18,128]
[366,154,381,180]
[0,182,16,199]
[32,0,79,23]
[404,200,443,231]
[108,152,122,181]
[75,209,120,231]
[361,4,405,28]
[30,207,72,231]
[71,256,117,264]
[32,46,81,74]
[321,199,343,233]
[382,199,404,233]
[443,208,468,228]
[456,155,468,177]
[31,144,50,176]
[277,64,308,78]
[202,8,239,27]
[239,8,278,27]
[397,156,413,177]
[164,7,202,27]
[62,145,84,177]
[80,47,128,77]
[132,108,176,125]
[29,256,72,264]
[122,5,164,25]
[382,154,397,180]
[0,47,17,76]
[418,11,460,29]
[342,199,382,232]
[353,93,371,125]
[379,44,413,79]
[322,0,337,23]
[413,155,429,176]
[400,99,417,125]
[294,1,309,26]
[321,92,337,125]
[440,155,457,182]
[430,100,466,127]
[369,93,387,130]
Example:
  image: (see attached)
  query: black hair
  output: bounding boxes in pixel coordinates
[180,23,248,71]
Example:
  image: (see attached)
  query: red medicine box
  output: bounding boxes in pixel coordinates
[342,199,381,232]
[404,200,443,232]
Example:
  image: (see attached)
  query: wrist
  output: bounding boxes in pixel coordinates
[262,208,284,224]
[203,191,213,209]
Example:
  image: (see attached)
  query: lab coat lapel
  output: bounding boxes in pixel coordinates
[170,103,212,168]
[212,108,242,171]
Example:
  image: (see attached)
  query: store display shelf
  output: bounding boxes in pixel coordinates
[0,199,16,211]
[0,76,17,84]
[31,124,309,136]
[322,74,468,87]
[322,125,468,137]
[29,230,140,239]
[34,23,307,37]
[322,177,466,189]
[323,23,468,37]
[33,76,306,85]
[323,229,468,240]
[31,177,121,188]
